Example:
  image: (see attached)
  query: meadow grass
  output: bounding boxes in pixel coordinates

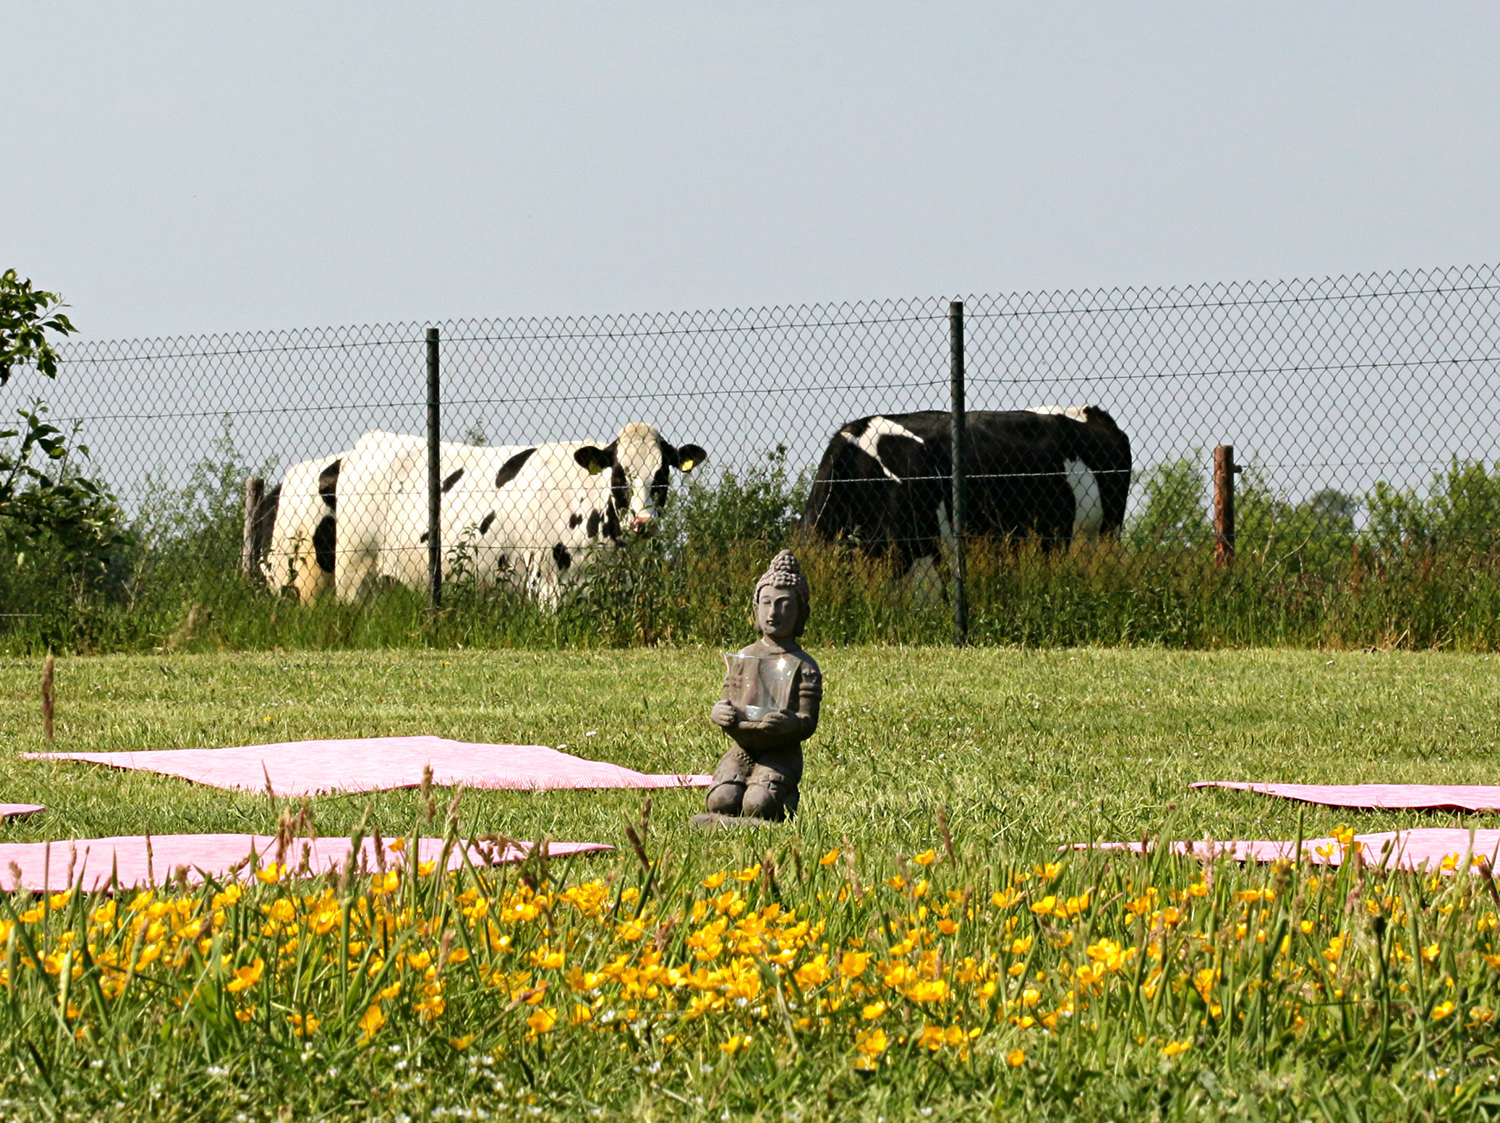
[1,646,1499,1120]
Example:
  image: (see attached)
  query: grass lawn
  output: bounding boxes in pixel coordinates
[0,646,1498,1120]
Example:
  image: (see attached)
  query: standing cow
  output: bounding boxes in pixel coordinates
[335,423,706,605]
[332,431,530,601]
[254,452,346,603]
[800,406,1131,571]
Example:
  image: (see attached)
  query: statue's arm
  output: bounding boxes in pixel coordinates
[788,662,821,738]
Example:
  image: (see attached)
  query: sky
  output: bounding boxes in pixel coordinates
[9,3,1500,342]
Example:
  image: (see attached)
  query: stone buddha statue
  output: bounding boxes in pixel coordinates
[696,550,821,825]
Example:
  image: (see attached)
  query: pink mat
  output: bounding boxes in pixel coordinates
[1,804,44,819]
[1192,781,1500,812]
[25,735,711,797]
[0,834,613,893]
[1080,828,1500,874]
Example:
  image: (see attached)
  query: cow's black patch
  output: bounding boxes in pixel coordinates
[586,510,602,540]
[442,468,464,493]
[252,484,281,563]
[568,512,583,529]
[313,515,336,573]
[552,543,572,572]
[478,511,496,535]
[609,463,629,521]
[875,433,923,480]
[318,459,341,511]
[650,463,671,510]
[495,448,537,489]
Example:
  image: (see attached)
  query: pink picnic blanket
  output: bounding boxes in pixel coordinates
[1080,828,1500,873]
[0,833,613,893]
[25,735,711,797]
[1,804,44,819]
[1192,781,1500,812]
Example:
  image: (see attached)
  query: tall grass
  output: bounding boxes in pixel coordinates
[4,449,1500,654]
[6,816,1500,1119]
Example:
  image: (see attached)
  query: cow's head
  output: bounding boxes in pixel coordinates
[573,423,706,534]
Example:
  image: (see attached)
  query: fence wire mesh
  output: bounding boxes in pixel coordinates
[5,263,1500,647]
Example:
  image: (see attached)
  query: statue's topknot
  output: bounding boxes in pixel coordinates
[753,549,810,637]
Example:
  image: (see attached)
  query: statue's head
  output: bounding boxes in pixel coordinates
[752,550,810,639]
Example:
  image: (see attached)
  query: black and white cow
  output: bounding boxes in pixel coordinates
[253,452,346,603]
[335,423,706,605]
[800,406,1131,571]
[333,431,530,601]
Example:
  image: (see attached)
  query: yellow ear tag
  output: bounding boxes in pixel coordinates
[679,457,696,472]
[585,462,604,475]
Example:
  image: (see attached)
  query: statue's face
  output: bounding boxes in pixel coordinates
[755,586,798,639]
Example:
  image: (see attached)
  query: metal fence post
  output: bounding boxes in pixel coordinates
[950,301,968,646]
[1213,444,1237,567]
[427,327,442,612]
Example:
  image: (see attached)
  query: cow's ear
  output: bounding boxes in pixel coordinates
[676,444,707,473]
[574,445,612,475]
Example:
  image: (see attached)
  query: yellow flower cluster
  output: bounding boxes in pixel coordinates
[4,843,1500,1073]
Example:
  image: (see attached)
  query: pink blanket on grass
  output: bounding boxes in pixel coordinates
[25,735,711,797]
[1077,828,1500,874]
[0,833,613,893]
[1192,781,1500,812]
[0,804,44,819]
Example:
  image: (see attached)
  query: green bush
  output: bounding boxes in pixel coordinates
[1367,457,1500,560]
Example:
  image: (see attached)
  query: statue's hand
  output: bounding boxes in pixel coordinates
[710,700,740,728]
[754,709,793,734]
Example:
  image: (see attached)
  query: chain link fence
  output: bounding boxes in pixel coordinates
[4,263,1499,648]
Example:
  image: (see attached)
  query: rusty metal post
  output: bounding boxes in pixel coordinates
[427,327,442,612]
[1213,445,1237,567]
[950,301,968,645]
[241,477,265,581]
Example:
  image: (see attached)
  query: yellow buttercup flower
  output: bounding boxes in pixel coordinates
[906,978,949,1004]
[358,1003,386,1041]
[839,950,871,979]
[225,958,264,994]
